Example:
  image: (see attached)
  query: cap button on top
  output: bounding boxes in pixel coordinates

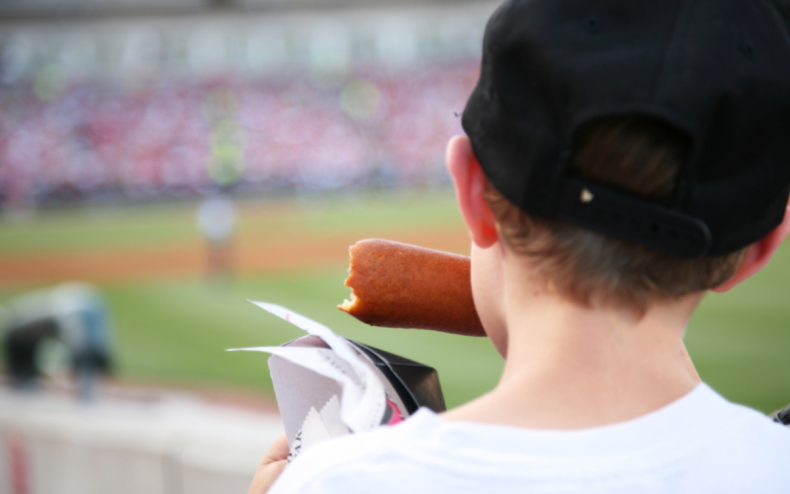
[585,16,601,33]
[739,41,755,59]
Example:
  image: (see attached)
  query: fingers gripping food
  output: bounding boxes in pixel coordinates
[338,239,486,337]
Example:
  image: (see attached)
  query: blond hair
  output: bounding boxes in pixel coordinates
[484,116,748,312]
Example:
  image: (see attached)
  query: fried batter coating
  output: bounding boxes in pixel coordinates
[339,239,486,337]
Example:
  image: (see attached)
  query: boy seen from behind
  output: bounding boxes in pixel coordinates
[252,0,790,491]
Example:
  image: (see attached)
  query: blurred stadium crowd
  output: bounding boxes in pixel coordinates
[0,1,494,209]
[0,66,476,206]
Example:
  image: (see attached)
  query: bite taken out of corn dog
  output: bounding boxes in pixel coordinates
[338,239,486,337]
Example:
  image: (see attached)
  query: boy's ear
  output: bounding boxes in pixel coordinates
[446,135,499,248]
[712,205,790,293]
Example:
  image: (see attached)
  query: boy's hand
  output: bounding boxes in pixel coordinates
[248,433,289,494]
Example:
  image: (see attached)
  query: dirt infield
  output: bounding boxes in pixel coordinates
[0,227,470,284]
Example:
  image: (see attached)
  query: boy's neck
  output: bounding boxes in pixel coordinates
[445,255,703,430]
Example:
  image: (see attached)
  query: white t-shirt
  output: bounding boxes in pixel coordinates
[270,383,790,493]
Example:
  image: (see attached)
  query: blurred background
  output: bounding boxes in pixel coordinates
[0,0,789,492]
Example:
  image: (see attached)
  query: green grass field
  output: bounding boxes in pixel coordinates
[1,191,789,413]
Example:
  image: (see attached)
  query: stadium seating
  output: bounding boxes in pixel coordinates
[0,63,478,206]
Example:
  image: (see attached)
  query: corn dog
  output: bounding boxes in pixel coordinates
[338,239,486,337]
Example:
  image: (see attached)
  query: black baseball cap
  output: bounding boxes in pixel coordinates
[462,0,790,258]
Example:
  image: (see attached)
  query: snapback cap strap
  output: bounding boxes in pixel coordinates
[556,177,711,259]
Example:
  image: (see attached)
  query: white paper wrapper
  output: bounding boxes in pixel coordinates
[228,302,395,453]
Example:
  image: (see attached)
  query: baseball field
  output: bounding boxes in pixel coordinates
[1,189,789,413]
